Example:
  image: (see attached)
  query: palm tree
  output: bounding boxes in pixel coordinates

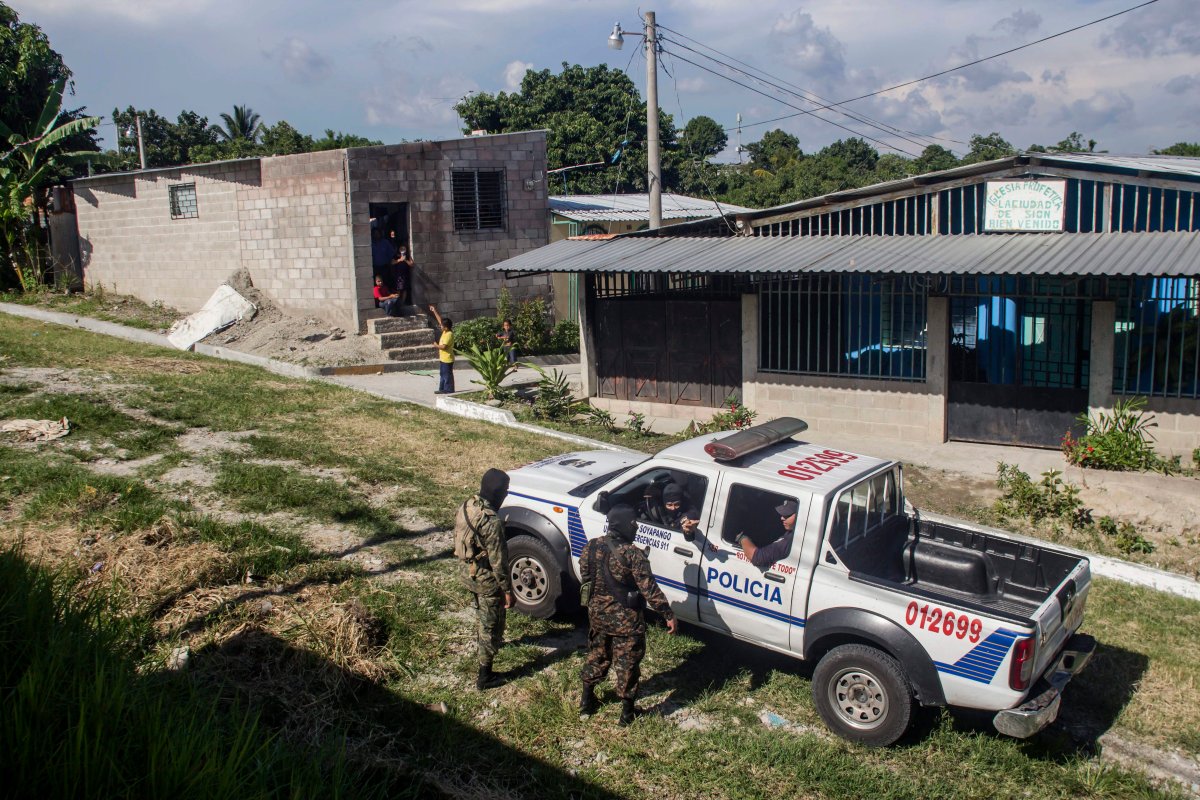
[0,78,99,289]
[215,104,263,143]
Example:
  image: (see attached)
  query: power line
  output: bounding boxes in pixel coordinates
[662,35,948,155]
[735,0,1160,133]
[663,47,922,158]
[657,23,964,149]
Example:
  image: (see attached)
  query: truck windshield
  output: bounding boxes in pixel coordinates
[568,464,638,498]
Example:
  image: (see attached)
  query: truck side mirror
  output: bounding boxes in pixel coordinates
[593,490,612,514]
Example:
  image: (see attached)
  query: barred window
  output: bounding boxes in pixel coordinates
[451,170,505,231]
[1114,277,1200,398]
[759,274,927,381]
[169,183,198,220]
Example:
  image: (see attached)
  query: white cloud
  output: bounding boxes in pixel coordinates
[940,36,1031,92]
[1102,5,1200,57]
[768,9,846,84]
[1057,90,1136,131]
[1165,74,1199,95]
[1041,69,1067,87]
[674,77,708,93]
[503,60,533,91]
[362,74,479,128]
[30,0,217,25]
[992,9,1042,37]
[266,37,331,84]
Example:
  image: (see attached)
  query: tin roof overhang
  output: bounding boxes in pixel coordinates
[489,231,1200,278]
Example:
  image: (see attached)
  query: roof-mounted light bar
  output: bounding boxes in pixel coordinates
[703,417,809,462]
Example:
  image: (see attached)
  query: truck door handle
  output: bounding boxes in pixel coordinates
[764,572,786,583]
[673,547,694,558]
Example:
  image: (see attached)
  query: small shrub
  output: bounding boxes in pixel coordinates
[549,319,580,353]
[496,286,517,324]
[686,397,759,435]
[1098,515,1156,555]
[527,363,577,420]
[453,317,502,354]
[1193,447,1200,471]
[515,295,551,355]
[626,412,653,437]
[994,463,1088,528]
[1063,396,1172,473]
[583,405,617,431]
[465,345,517,400]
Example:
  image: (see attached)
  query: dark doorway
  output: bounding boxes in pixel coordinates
[594,298,741,407]
[369,203,410,302]
[948,293,1090,447]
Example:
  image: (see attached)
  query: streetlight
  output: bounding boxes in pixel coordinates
[606,12,661,230]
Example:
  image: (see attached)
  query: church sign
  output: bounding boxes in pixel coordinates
[984,180,1066,232]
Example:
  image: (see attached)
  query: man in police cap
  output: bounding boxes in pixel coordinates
[736,498,799,568]
[578,504,678,725]
[454,468,515,690]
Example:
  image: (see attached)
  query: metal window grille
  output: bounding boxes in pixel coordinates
[452,170,505,231]
[169,183,198,220]
[1114,277,1200,398]
[758,274,927,381]
[592,271,740,300]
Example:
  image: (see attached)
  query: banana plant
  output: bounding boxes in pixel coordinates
[0,77,100,290]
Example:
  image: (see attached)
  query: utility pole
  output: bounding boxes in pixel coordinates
[644,11,662,230]
[135,114,147,170]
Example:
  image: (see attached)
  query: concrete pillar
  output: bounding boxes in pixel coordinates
[578,276,594,398]
[741,292,758,405]
[926,296,949,443]
[1089,300,1115,411]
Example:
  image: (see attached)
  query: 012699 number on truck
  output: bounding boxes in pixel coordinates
[498,417,1097,747]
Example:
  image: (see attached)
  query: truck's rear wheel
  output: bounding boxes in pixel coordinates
[507,535,563,619]
[812,644,913,747]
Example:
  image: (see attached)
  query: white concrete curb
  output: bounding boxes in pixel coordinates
[436,396,641,454]
[921,511,1200,602]
[0,302,173,348]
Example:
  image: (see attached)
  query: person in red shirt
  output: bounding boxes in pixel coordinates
[373,275,402,317]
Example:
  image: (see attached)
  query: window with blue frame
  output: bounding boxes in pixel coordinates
[759,274,927,381]
[1114,277,1200,398]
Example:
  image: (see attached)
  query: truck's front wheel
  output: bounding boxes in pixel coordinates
[507,535,563,619]
[812,644,913,747]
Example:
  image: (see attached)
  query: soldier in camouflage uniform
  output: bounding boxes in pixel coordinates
[455,468,515,690]
[579,504,678,725]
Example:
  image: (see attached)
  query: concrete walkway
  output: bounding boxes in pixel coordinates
[3,302,1197,600]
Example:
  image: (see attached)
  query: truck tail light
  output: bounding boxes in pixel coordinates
[1009,637,1036,691]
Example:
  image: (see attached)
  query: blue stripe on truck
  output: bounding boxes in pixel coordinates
[934,628,1022,684]
[655,575,807,628]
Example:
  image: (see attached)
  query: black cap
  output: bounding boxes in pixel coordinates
[775,499,799,517]
[606,504,638,542]
[480,468,510,509]
[662,484,685,504]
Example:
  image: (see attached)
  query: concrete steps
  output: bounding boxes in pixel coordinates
[366,308,442,369]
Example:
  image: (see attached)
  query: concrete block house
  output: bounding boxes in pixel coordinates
[68,131,550,332]
[491,153,1200,457]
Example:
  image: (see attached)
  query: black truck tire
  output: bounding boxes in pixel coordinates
[812,643,914,747]
[507,535,563,619]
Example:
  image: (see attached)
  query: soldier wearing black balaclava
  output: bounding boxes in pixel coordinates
[578,504,677,725]
[454,468,513,689]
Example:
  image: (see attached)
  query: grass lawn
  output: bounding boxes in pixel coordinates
[1,313,1197,799]
[0,287,184,331]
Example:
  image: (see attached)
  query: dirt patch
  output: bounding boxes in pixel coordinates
[1099,732,1200,797]
[199,272,383,368]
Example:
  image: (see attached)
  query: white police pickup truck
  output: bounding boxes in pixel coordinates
[499,418,1095,746]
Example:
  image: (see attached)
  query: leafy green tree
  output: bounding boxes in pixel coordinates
[744,129,801,173]
[1153,142,1200,156]
[875,153,911,182]
[215,104,263,143]
[311,129,382,150]
[682,115,727,160]
[961,132,1016,165]
[456,63,679,194]
[1029,131,1097,154]
[912,144,959,174]
[109,107,218,169]
[0,78,99,289]
[260,120,314,155]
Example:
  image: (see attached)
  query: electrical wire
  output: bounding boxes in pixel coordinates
[663,47,922,157]
[657,23,964,149]
[733,0,1160,132]
[662,36,945,154]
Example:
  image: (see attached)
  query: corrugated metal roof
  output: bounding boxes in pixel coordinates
[550,193,753,221]
[489,231,1200,277]
[1032,152,1200,178]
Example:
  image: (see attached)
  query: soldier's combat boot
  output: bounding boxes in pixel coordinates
[618,698,637,726]
[579,685,598,716]
[476,664,504,690]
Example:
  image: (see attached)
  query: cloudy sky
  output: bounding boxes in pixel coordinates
[16,0,1199,160]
